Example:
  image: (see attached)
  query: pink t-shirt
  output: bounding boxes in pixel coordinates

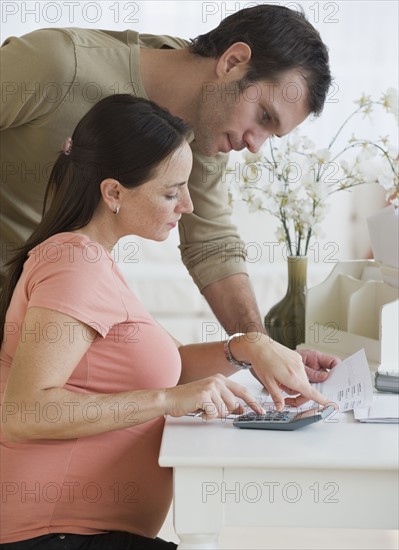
[0,233,182,543]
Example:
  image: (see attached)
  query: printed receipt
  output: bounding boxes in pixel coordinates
[313,349,374,412]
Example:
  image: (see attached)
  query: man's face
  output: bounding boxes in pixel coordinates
[192,69,310,157]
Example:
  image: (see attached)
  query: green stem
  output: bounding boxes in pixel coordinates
[296,232,302,256]
[304,227,312,256]
[329,141,398,174]
[280,210,292,256]
[269,139,278,166]
[328,103,369,149]
[326,181,373,196]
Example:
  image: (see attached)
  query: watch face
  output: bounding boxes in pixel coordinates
[237,362,253,370]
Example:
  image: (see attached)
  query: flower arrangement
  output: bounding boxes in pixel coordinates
[229,89,398,257]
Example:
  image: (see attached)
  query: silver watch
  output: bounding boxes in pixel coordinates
[223,332,252,370]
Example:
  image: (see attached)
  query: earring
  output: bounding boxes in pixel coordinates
[113,206,120,215]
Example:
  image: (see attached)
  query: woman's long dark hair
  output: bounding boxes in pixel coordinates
[0,94,190,342]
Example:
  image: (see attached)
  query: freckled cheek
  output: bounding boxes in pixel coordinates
[148,202,174,221]
[159,207,174,220]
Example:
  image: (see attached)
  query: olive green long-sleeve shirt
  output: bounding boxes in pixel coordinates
[1,27,247,290]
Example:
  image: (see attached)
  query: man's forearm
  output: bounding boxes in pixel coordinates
[202,273,266,335]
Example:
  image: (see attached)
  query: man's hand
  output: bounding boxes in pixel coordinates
[298,349,340,383]
[239,334,331,410]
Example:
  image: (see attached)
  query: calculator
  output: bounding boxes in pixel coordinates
[233,405,335,431]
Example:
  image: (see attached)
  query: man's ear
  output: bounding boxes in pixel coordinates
[215,42,252,79]
[100,178,122,212]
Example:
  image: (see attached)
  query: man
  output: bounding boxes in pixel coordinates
[1,4,336,379]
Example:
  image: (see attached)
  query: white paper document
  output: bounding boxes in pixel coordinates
[353,393,399,423]
[312,349,374,412]
[236,349,373,413]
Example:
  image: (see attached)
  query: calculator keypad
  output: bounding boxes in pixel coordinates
[233,406,332,430]
[238,411,294,422]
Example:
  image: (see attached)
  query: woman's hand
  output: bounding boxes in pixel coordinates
[232,333,330,411]
[162,374,265,419]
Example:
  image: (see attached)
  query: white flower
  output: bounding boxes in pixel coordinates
[270,179,286,194]
[358,143,379,160]
[240,188,254,202]
[378,171,394,191]
[301,137,315,150]
[245,162,261,182]
[301,172,317,190]
[247,197,263,213]
[261,195,278,212]
[243,150,262,164]
[381,88,399,119]
[275,226,286,243]
[313,148,331,163]
[298,209,313,226]
[355,93,372,108]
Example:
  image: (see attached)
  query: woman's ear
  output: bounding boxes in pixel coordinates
[215,42,252,79]
[100,178,122,214]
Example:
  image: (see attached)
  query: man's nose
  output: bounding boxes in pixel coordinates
[243,129,272,154]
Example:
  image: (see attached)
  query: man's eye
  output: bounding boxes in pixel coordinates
[262,111,271,121]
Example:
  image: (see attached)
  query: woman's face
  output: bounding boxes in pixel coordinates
[120,141,193,241]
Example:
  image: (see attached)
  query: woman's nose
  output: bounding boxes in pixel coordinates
[177,187,194,214]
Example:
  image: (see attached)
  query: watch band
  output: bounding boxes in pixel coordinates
[223,332,252,370]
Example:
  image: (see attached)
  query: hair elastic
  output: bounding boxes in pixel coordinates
[62,137,73,156]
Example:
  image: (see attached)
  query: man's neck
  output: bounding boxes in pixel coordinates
[139,47,211,126]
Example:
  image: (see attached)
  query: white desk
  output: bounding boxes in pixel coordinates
[159,374,399,550]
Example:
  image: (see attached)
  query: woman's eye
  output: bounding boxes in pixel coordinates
[166,193,178,201]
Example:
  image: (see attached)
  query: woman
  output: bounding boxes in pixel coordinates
[0,95,328,549]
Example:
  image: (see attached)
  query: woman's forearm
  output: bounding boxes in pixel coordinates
[178,335,255,384]
[2,386,167,441]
